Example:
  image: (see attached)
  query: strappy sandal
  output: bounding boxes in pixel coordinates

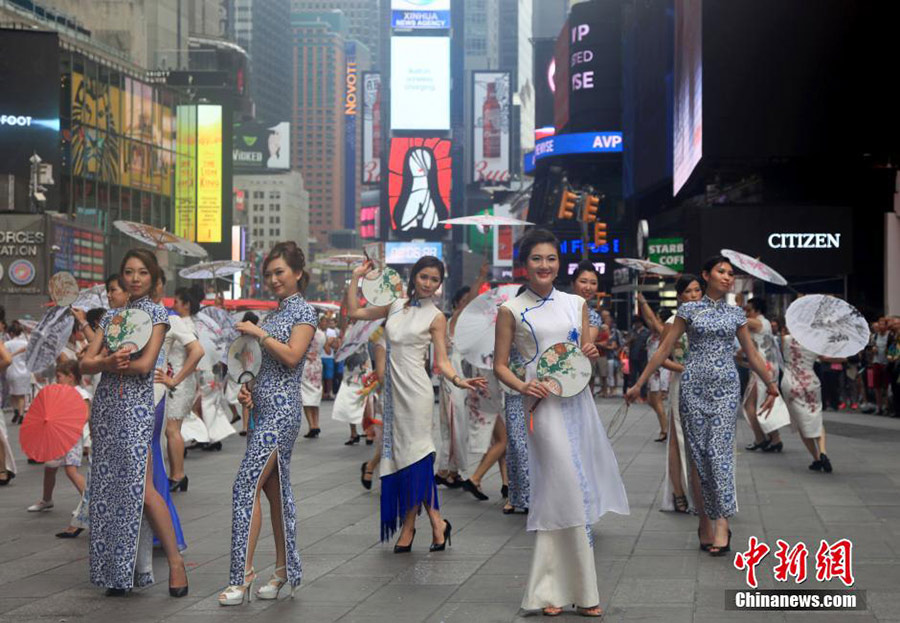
[542,606,563,617]
[360,462,374,490]
[673,494,689,513]
[577,605,603,617]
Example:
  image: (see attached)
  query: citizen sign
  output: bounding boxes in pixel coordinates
[767,233,841,249]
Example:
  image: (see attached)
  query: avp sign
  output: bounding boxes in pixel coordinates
[525,131,624,171]
[768,233,841,249]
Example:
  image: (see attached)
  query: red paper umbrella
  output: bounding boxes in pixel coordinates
[20,384,88,463]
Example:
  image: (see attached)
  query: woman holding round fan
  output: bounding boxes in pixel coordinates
[348,256,486,553]
[494,229,629,617]
[219,241,317,605]
[627,255,778,557]
[80,249,187,596]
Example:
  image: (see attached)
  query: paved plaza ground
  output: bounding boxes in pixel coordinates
[1,398,899,622]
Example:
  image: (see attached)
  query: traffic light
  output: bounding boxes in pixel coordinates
[593,221,608,247]
[583,193,600,222]
[557,187,578,220]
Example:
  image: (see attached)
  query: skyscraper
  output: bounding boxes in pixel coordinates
[233,0,292,122]
[291,0,381,66]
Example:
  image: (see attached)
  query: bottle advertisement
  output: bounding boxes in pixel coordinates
[473,71,510,185]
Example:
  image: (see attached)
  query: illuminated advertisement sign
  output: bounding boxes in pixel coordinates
[361,73,382,185]
[390,37,450,131]
[673,0,703,195]
[385,241,443,264]
[175,105,197,240]
[344,42,358,228]
[196,105,222,243]
[51,219,105,286]
[232,121,289,170]
[388,137,451,239]
[473,72,511,185]
[0,30,60,211]
[360,204,380,240]
[391,0,450,30]
[524,131,623,172]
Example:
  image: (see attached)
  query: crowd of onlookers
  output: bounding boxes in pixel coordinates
[590,304,899,419]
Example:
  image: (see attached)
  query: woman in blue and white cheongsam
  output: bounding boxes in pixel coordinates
[219,242,317,606]
[627,255,778,557]
[80,249,188,597]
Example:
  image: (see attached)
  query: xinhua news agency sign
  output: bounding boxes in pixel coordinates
[648,237,684,272]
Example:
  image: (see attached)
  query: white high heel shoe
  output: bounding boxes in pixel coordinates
[256,565,295,600]
[218,568,255,606]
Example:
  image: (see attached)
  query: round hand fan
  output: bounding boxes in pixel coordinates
[227,335,263,383]
[49,272,80,307]
[536,342,592,397]
[361,267,404,307]
[105,309,153,354]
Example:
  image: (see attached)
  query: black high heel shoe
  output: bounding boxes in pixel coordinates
[697,527,712,551]
[708,529,732,557]
[819,453,833,473]
[303,428,321,439]
[393,528,416,553]
[202,441,222,452]
[745,439,771,451]
[430,520,452,552]
[344,435,361,446]
[462,479,489,501]
[500,484,509,498]
[169,476,188,492]
[360,462,373,490]
[762,441,783,453]
[55,528,84,538]
[105,588,128,597]
[169,562,189,597]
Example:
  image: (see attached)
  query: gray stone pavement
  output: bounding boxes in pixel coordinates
[1,398,899,623]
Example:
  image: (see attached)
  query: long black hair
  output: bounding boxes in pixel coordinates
[406,255,445,305]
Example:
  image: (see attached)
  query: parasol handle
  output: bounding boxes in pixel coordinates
[528,397,543,433]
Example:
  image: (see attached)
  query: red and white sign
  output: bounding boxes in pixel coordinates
[473,71,510,185]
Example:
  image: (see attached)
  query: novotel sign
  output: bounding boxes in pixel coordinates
[524,131,623,173]
[767,233,841,249]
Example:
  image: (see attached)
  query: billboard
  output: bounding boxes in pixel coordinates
[344,42,358,229]
[175,105,197,240]
[196,105,222,243]
[391,0,451,30]
[50,219,105,286]
[361,73,382,185]
[0,214,46,295]
[390,37,450,131]
[0,30,60,211]
[473,72,511,185]
[388,137,451,239]
[673,0,702,195]
[232,121,290,170]
[385,241,443,264]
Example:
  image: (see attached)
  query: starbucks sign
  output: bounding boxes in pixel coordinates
[648,237,684,273]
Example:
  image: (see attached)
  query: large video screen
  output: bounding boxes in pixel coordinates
[673,0,702,196]
[0,30,60,211]
[388,137,452,239]
[390,37,450,131]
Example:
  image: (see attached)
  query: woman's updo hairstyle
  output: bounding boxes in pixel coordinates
[572,259,601,283]
[175,287,201,315]
[406,255,445,304]
[263,241,309,293]
[515,228,560,266]
[698,255,732,292]
[675,273,700,297]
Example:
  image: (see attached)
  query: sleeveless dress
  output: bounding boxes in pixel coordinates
[660,313,694,512]
[89,296,169,590]
[677,296,747,520]
[780,335,823,438]
[379,297,443,541]
[332,342,373,426]
[501,288,629,610]
[300,329,325,408]
[743,315,780,415]
[228,293,317,588]
[438,327,470,477]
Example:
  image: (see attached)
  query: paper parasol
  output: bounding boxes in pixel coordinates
[335,319,384,363]
[198,306,240,343]
[113,220,208,258]
[614,258,679,276]
[361,267,404,306]
[25,307,74,372]
[19,384,88,463]
[195,312,229,367]
[439,215,533,227]
[227,335,263,383]
[71,284,109,311]
[454,285,521,369]
[179,260,247,280]
[310,301,341,313]
[317,254,366,268]
[785,295,870,358]
[105,308,153,353]
[720,249,788,286]
[48,272,79,306]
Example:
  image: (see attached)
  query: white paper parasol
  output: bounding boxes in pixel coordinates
[113,220,207,258]
[335,319,384,362]
[179,260,247,280]
[439,214,534,227]
[614,258,679,276]
[48,272,79,306]
[454,285,521,368]
[71,284,109,311]
[25,307,74,372]
[317,254,366,269]
[195,312,229,367]
[720,249,788,286]
[785,295,870,358]
[310,301,341,313]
